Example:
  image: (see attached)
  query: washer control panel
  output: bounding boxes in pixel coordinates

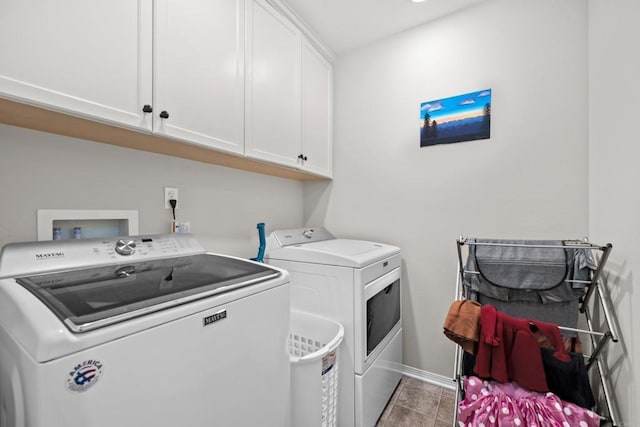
[0,234,206,278]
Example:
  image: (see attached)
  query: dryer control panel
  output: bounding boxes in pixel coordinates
[268,227,335,247]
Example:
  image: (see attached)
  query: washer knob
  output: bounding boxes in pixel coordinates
[115,239,136,256]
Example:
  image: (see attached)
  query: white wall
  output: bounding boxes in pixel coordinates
[589,0,640,423]
[0,124,303,256]
[305,0,589,379]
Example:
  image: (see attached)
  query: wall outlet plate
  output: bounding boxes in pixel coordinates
[175,221,191,233]
[164,187,178,209]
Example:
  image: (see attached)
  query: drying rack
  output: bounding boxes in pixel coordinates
[452,236,620,426]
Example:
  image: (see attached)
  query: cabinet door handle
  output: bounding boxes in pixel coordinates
[159,110,170,119]
[298,154,308,161]
[142,104,153,113]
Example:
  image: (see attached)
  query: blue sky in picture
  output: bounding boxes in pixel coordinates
[420,89,491,124]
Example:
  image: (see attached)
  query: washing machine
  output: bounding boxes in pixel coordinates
[266,227,402,427]
[0,233,291,427]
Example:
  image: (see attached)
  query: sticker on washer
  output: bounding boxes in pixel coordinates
[67,360,104,392]
[321,350,337,375]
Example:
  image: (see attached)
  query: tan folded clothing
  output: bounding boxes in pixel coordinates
[443,299,481,355]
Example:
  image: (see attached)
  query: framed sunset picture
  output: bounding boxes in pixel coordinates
[420,88,491,147]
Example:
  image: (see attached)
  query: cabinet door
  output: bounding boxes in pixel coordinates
[154,0,244,154]
[301,40,333,178]
[0,0,153,131]
[245,0,301,167]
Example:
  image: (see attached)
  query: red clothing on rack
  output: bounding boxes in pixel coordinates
[474,304,570,392]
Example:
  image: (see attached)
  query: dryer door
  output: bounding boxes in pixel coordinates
[366,276,401,356]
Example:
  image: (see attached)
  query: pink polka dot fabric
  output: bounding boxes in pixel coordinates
[458,376,601,427]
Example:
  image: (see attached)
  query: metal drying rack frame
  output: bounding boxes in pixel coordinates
[452,236,620,426]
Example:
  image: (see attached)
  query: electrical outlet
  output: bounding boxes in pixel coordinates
[164,187,178,209]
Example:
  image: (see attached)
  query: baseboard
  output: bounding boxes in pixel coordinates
[400,364,457,390]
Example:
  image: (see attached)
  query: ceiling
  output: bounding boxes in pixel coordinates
[283,0,487,56]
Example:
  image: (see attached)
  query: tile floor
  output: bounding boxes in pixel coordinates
[376,376,456,427]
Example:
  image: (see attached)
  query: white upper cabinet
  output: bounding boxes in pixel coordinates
[301,39,333,178]
[0,0,332,179]
[154,0,245,154]
[0,0,153,131]
[245,0,333,178]
[245,0,302,168]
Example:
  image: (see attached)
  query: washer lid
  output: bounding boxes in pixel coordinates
[266,238,399,268]
[16,253,281,333]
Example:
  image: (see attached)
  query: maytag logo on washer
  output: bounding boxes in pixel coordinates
[203,309,227,327]
[67,360,104,392]
[35,252,65,260]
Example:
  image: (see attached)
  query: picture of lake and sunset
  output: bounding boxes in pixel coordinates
[420,88,491,147]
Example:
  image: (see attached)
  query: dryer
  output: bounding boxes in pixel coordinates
[266,227,402,427]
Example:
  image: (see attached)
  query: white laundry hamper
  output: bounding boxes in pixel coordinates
[289,310,345,427]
